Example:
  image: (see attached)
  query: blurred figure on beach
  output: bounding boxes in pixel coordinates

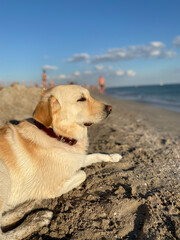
[49,80,55,88]
[11,82,16,87]
[90,85,96,91]
[42,70,47,88]
[98,75,106,94]
[83,83,89,89]
[0,84,4,91]
[30,83,33,87]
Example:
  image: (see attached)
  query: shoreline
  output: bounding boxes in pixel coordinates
[92,91,180,140]
[109,94,180,113]
[105,83,180,114]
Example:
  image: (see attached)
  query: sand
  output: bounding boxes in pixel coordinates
[0,85,179,240]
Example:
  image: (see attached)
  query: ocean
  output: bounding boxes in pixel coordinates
[106,84,180,113]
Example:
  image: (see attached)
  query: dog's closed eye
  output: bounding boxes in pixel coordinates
[77,97,86,102]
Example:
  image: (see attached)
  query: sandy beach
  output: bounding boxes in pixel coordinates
[0,85,179,240]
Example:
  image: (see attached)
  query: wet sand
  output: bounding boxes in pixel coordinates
[0,85,179,239]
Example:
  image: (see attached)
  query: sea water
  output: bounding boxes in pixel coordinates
[106,84,180,113]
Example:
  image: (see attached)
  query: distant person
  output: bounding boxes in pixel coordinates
[42,70,47,88]
[35,83,39,88]
[98,76,106,94]
[83,83,89,89]
[30,83,33,88]
[90,85,96,91]
[0,84,4,91]
[11,82,15,87]
[49,80,55,88]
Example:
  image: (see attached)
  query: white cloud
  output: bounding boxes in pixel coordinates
[150,50,160,56]
[161,51,177,58]
[92,41,176,63]
[127,70,136,77]
[43,65,58,70]
[150,42,165,48]
[51,66,137,87]
[116,51,127,57]
[116,70,124,76]
[67,53,89,62]
[92,54,115,63]
[58,74,67,79]
[74,71,80,76]
[51,74,74,81]
[95,65,104,70]
[84,70,92,75]
[172,36,180,47]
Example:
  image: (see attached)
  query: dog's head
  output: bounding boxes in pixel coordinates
[33,85,112,140]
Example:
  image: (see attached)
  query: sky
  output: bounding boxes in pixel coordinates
[0,0,180,87]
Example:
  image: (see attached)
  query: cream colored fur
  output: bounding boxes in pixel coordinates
[0,85,122,239]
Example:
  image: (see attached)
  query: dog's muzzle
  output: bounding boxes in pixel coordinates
[83,105,112,127]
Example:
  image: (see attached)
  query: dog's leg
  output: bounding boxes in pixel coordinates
[2,199,44,228]
[1,210,53,240]
[59,170,86,196]
[83,153,122,167]
[0,161,10,240]
[1,200,53,240]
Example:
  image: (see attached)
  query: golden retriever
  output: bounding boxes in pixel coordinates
[0,84,121,239]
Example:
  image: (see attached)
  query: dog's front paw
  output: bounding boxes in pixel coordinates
[109,153,122,162]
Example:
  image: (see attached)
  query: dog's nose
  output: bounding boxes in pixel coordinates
[105,105,112,114]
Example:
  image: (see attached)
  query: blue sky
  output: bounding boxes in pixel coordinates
[0,0,180,87]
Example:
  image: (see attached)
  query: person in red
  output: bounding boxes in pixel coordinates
[98,75,106,94]
[42,70,47,88]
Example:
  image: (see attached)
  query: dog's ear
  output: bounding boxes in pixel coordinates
[33,95,60,128]
[49,95,61,117]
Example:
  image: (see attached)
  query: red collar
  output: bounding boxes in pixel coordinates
[34,120,77,146]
